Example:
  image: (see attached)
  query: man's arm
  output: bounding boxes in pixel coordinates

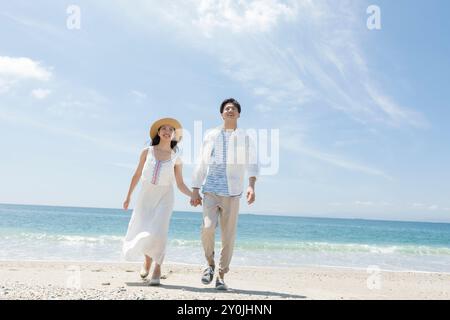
[190,134,211,206]
[192,134,211,189]
[246,134,259,205]
[246,176,256,205]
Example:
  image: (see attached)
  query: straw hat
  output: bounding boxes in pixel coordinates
[149,118,183,142]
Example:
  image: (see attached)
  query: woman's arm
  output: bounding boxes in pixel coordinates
[123,148,148,210]
[174,162,195,198]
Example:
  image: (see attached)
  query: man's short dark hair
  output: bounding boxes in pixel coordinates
[220,98,241,114]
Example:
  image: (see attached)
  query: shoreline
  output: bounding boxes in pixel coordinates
[2,258,450,275]
[1,260,449,300]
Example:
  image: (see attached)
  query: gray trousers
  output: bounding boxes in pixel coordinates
[201,192,240,274]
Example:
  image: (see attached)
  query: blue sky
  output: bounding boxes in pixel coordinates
[1,0,449,222]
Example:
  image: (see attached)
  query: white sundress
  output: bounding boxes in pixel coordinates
[122,146,180,265]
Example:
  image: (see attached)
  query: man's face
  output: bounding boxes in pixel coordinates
[221,103,240,121]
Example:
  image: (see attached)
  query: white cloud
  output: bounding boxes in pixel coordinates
[301,147,392,179]
[111,0,425,128]
[46,93,106,120]
[193,0,298,36]
[1,11,64,38]
[100,1,435,187]
[0,56,52,94]
[0,56,51,81]
[131,90,147,101]
[0,108,137,154]
[411,203,450,212]
[0,78,11,94]
[31,88,51,99]
[412,203,425,207]
[365,84,428,128]
[354,201,374,206]
[281,128,393,180]
[254,104,272,113]
[333,139,363,148]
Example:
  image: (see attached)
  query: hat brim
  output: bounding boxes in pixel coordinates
[150,118,183,142]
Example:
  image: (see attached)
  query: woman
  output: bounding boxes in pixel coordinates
[122,118,198,285]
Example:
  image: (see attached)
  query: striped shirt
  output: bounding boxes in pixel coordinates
[192,126,259,196]
[202,129,233,196]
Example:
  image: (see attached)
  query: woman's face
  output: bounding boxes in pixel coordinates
[158,125,175,141]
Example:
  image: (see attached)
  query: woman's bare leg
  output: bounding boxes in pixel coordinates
[144,255,152,272]
[151,263,161,279]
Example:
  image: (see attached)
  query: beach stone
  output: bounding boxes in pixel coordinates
[101,282,111,286]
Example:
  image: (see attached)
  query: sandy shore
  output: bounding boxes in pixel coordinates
[0,260,449,300]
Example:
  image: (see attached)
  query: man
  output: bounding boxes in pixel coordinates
[190,98,259,290]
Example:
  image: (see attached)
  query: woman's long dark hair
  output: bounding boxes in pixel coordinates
[150,128,179,152]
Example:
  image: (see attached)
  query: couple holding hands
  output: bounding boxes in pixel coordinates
[122,98,259,290]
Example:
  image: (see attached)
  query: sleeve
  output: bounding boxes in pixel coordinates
[142,146,151,159]
[192,135,210,188]
[246,134,259,179]
[174,147,183,166]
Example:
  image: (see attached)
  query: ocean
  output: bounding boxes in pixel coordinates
[1,203,450,272]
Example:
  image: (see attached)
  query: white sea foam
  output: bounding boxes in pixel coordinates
[2,233,450,256]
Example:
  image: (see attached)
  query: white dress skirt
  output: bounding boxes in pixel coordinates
[122,146,180,265]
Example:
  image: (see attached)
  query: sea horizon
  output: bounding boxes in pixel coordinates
[1,202,449,225]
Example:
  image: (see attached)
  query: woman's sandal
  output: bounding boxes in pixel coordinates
[140,264,150,279]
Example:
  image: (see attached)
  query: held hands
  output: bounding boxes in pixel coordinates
[246,186,255,205]
[190,189,203,207]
